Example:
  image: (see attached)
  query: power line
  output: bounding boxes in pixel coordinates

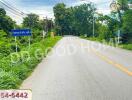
[0,5,24,17]
[1,0,31,14]
[0,0,26,17]
[1,0,25,14]
[0,4,24,17]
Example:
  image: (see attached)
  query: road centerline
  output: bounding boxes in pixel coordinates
[92,48,132,76]
[76,39,132,76]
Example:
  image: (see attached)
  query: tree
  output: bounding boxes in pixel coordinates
[39,19,54,31]
[46,19,54,32]
[122,10,132,43]
[0,30,7,39]
[128,0,132,3]
[117,0,129,11]
[73,3,95,36]
[22,13,39,29]
[0,8,15,35]
[98,24,109,40]
[96,14,118,40]
[53,3,66,35]
[53,3,95,36]
[0,8,6,16]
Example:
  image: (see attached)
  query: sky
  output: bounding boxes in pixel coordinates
[0,0,112,24]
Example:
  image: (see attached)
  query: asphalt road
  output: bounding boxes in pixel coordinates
[21,36,132,100]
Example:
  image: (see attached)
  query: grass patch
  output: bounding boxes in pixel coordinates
[119,44,132,50]
[81,36,132,51]
[0,36,61,89]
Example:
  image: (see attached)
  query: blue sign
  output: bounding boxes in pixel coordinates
[11,29,32,36]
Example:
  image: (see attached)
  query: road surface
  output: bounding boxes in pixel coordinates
[21,36,132,100]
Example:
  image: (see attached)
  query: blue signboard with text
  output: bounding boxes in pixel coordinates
[11,29,32,36]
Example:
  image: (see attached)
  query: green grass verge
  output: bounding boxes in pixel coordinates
[80,36,132,51]
[0,36,62,89]
[80,36,102,42]
[119,44,132,50]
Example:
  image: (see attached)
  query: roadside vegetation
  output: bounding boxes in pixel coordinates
[0,8,61,89]
[53,0,132,50]
[0,36,61,89]
[0,0,131,89]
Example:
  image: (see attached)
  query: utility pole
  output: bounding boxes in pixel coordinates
[45,16,48,34]
[15,34,18,52]
[28,15,32,49]
[93,5,95,38]
[42,16,48,38]
[42,17,45,39]
[14,25,17,53]
[51,18,53,31]
[110,1,121,44]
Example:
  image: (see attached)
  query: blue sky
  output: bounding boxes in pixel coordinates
[1,0,111,24]
[19,0,76,6]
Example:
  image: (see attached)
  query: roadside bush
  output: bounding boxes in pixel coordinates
[120,44,132,50]
[0,56,12,72]
[0,72,21,89]
[122,10,132,43]
[11,64,30,80]
[0,36,61,89]
[0,39,11,59]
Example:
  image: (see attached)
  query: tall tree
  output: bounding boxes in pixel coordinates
[22,13,39,29]
[73,3,95,36]
[96,14,118,40]
[53,3,66,35]
[0,8,6,16]
[117,0,129,11]
[122,10,132,43]
[53,3,95,36]
[116,0,129,27]
[0,8,15,35]
[39,18,54,31]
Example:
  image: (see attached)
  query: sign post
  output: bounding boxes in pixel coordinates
[42,30,46,39]
[11,29,32,51]
[29,37,31,49]
[15,36,17,52]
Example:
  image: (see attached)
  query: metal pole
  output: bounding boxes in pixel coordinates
[42,31,45,39]
[29,36,30,49]
[117,8,121,44]
[51,18,52,31]
[93,3,95,38]
[93,13,95,38]
[43,17,45,39]
[44,16,48,36]
[29,15,32,49]
[46,16,48,33]
[110,1,121,44]
[15,36,17,52]
[118,30,120,44]
[14,25,17,53]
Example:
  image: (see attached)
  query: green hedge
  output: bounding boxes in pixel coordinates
[0,36,61,89]
[120,44,132,50]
